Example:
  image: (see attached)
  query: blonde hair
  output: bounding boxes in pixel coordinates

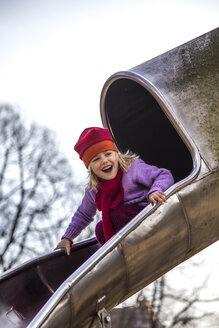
[87,150,139,190]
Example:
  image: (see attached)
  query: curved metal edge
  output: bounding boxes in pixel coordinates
[0,238,97,283]
[28,72,203,328]
[100,71,202,192]
[27,202,168,328]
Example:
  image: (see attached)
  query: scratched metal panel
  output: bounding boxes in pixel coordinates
[101,27,219,170]
[119,194,188,301]
[130,28,219,169]
[39,244,127,328]
[178,169,219,255]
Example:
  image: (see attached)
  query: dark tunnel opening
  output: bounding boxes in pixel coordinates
[103,78,193,183]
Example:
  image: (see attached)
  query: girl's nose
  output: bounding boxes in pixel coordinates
[101,156,108,164]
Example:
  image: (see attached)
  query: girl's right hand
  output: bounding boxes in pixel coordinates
[54,238,72,256]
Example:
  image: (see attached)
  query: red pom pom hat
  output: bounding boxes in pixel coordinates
[74,127,118,167]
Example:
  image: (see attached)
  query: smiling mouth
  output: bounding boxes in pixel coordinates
[102,166,113,173]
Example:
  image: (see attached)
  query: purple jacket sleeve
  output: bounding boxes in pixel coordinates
[136,160,174,199]
[62,189,97,241]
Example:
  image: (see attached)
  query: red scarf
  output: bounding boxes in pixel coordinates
[95,169,124,241]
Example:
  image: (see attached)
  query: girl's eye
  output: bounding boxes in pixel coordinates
[106,152,111,156]
[92,157,99,162]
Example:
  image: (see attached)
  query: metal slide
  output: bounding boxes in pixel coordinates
[0,27,218,328]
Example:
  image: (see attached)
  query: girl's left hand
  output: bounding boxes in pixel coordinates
[149,190,167,205]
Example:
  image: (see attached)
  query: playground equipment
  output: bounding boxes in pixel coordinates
[0,27,218,328]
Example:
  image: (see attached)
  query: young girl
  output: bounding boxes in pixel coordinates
[55,127,174,255]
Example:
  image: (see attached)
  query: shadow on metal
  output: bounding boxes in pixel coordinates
[0,27,218,328]
[0,239,101,327]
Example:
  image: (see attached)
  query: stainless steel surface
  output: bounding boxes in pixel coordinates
[1,28,218,328]
[100,28,219,171]
[97,296,112,328]
[0,239,101,328]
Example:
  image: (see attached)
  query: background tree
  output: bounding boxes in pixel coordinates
[1,104,218,327]
[0,104,86,272]
[128,258,219,328]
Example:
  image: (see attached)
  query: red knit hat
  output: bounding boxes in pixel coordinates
[74,127,118,167]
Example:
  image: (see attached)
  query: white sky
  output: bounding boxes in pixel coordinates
[0,0,218,175]
[0,0,218,320]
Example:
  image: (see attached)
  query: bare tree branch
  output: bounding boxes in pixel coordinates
[0,104,82,272]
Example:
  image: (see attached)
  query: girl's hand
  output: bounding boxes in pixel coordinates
[54,238,72,256]
[149,190,167,205]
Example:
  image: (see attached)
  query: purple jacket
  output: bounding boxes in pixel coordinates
[62,159,174,240]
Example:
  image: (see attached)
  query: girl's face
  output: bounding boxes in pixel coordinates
[89,150,119,180]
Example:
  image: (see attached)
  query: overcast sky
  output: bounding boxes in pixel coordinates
[0,0,218,174]
[0,0,218,321]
